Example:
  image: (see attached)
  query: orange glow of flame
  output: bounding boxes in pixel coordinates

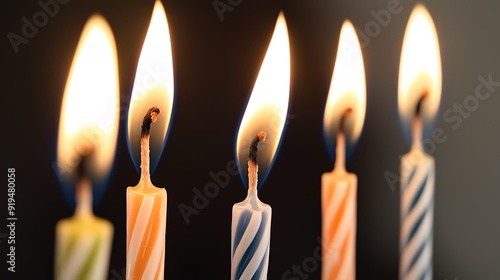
[57,15,119,186]
[127,1,174,173]
[398,4,442,140]
[323,20,366,158]
[235,12,290,189]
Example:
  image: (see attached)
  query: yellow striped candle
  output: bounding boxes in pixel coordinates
[55,175,113,280]
[321,20,366,280]
[55,14,119,280]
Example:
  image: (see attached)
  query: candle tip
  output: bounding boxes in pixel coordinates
[141,106,161,136]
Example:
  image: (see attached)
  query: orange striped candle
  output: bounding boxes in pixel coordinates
[125,1,174,278]
[126,107,167,280]
[321,131,357,280]
[321,20,366,280]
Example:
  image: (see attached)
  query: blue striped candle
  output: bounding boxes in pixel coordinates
[232,11,290,279]
[397,5,441,280]
[232,132,271,280]
[231,189,271,280]
[399,150,434,280]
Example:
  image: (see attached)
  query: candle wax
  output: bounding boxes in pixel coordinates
[55,179,113,280]
[321,169,357,280]
[127,177,167,280]
[399,147,434,280]
[231,189,271,280]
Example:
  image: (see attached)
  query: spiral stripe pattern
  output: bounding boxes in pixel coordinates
[231,208,271,280]
[55,220,113,280]
[322,179,356,280]
[400,155,434,280]
[127,190,167,280]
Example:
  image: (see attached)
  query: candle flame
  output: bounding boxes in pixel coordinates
[398,4,442,143]
[127,1,174,173]
[323,20,366,161]
[235,12,290,190]
[57,15,119,205]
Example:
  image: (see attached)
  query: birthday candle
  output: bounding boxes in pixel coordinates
[55,154,113,280]
[125,2,174,278]
[55,14,119,280]
[231,11,290,280]
[127,107,167,280]
[231,133,271,280]
[398,5,442,280]
[321,20,366,280]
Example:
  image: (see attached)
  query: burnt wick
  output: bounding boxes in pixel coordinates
[141,106,161,137]
[140,106,160,179]
[248,131,266,191]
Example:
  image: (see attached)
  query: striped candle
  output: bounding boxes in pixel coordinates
[321,19,366,280]
[55,13,118,280]
[321,131,357,280]
[397,5,441,279]
[127,107,166,280]
[126,183,166,279]
[399,149,434,280]
[55,177,113,280]
[232,132,271,280]
[231,189,271,280]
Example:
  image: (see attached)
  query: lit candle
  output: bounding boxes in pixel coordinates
[321,20,366,280]
[398,5,442,280]
[232,12,290,280]
[55,15,119,280]
[126,1,174,279]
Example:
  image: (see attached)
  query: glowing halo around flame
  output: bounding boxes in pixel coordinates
[398,4,442,144]
[323,20,366,162]
[235,12,290,190]
[56,15,119,207]
[127,1,174,174]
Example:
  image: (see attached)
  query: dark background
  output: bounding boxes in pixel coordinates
[2,0,499,279]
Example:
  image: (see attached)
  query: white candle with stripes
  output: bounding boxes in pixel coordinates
[398,5,441,280]
[321,130,357,280]
[399,129,435,280]
[127,107,167,280]
[55,162,113,280]
[321,20,366,280]
[55,14,118,280]
[399,97,435,280]
[231,132,271,280]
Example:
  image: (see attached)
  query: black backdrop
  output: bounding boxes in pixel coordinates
[2,0,499,279]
